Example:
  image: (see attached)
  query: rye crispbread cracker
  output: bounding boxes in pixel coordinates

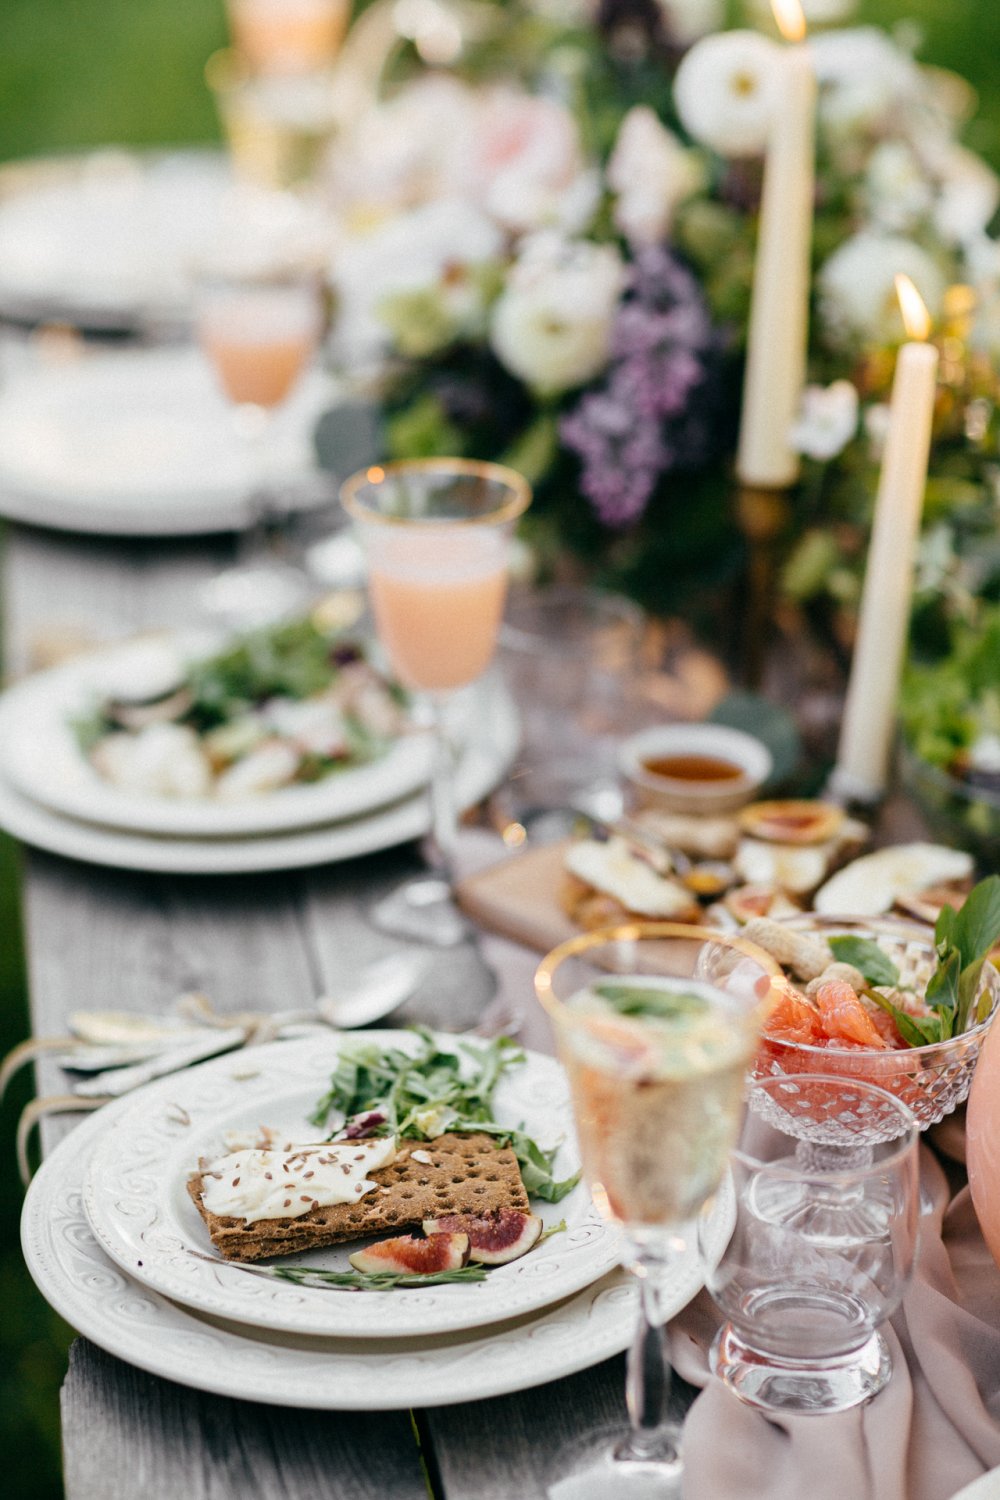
[187,1132,530,1262]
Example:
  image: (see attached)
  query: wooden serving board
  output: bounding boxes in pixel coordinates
[456,840,580,955]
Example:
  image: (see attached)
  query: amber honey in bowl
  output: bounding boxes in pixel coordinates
[641,753,745,784]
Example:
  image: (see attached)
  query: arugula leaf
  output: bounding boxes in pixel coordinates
[828,937,901,988]
[310,1030,579,1203]
[267,1264,488,1291]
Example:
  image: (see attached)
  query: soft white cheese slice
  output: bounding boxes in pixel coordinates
[198,1135,397,1225]
[565,837,693,917]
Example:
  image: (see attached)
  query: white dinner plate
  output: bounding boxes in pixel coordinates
[0,632,436,838]
[0,347,334,536]
[82,1031,623,1339]
[24,1097,645,1410]
[0,674,517,872]
[0,149,230,331]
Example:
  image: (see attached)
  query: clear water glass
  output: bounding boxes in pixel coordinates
[703,1073,919,1416]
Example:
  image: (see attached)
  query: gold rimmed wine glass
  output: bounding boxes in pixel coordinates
[342,458,531,945]
[535,922,778,1497]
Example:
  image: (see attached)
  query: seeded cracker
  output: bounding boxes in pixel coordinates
[188,1134,530,1261]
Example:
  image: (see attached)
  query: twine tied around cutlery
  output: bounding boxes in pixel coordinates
[1,991,339,1186]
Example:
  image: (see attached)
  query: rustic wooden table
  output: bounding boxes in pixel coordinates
[4,521,653,1500]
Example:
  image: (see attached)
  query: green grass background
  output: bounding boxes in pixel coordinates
[0,2,998,1495]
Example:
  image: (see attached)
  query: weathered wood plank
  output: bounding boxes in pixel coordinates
[61,1340,429,1500]
[424,1358,628,1499]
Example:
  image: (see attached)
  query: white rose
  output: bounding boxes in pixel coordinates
[931,143,1000,246]
[864,141,933,233]
[326,75,477,222]
[471,88,599,236]
[332,198,503,367]
[654,0,726,46]
[788,381,859,462]
[490,234,625,395]
[673,30,781,158]
[608,106,705,247]
[817,232,945,346]
[810,28,922,135]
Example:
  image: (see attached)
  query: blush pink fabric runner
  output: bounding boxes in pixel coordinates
[459,830,1000,1500]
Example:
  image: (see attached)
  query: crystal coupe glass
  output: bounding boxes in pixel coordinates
[535,922,779,1497]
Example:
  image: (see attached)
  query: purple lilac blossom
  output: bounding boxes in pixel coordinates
[561,247,725,528]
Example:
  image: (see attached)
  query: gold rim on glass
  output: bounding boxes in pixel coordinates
[535,921,783,1027]
[340,457,532,527]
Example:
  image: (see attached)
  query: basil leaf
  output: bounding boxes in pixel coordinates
[863,988,944,1047]
[950,876,1000,973]
[828,937,900,987]
[593,982,708,1020]
[926,947,961,1020]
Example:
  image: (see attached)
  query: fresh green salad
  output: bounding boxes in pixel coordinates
[74,616,410,800]
[310,1028,580,1205]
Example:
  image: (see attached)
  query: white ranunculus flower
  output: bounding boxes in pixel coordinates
[673,30,781,158]
[817,232,946,346]
[332,198,503,367]
[608,106,705,247]
[654,0,725,47]
[810,28,923,134]
[788,381,859,461]
[490,234,625,396]
[865,141,933,233]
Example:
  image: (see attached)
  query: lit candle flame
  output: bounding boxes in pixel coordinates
[771,0,807,43]
[895,274,932,342]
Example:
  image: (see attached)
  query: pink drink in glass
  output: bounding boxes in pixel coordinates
[227,0,349,75]
[198,285,320,409]
[367,530,509,693]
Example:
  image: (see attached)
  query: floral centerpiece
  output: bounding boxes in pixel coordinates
[320,0,1000,627]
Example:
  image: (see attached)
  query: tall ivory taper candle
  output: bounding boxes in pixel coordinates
[736,0,815,489]
[830,275,939,803]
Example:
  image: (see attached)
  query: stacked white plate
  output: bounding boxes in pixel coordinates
[0,149,231,332]
[0,346,336,536]
[21,1031,727,1409]
[0,635,519,873]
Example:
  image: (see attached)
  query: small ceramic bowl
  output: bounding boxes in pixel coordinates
[619,723,773,815]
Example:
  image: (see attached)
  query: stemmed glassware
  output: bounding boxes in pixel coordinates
[342,458,531,945]
[195,259,326,626]
[535,922,777,1497]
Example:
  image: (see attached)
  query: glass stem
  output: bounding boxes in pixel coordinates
[236,404,276,562]
[617,1238,683,1468]
[425,694,458,882]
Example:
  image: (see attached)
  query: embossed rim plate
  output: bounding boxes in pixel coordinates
[81,1032,626,1339]
[0,673,518,872]
[22,1099,645,1409]
[0,631,437,838]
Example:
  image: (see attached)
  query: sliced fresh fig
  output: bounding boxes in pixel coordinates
[814,844,974,917]
[724,884,802,923]
[349,1232,469,1275]
[738,800,845,846]
[423,1210,543,1265]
